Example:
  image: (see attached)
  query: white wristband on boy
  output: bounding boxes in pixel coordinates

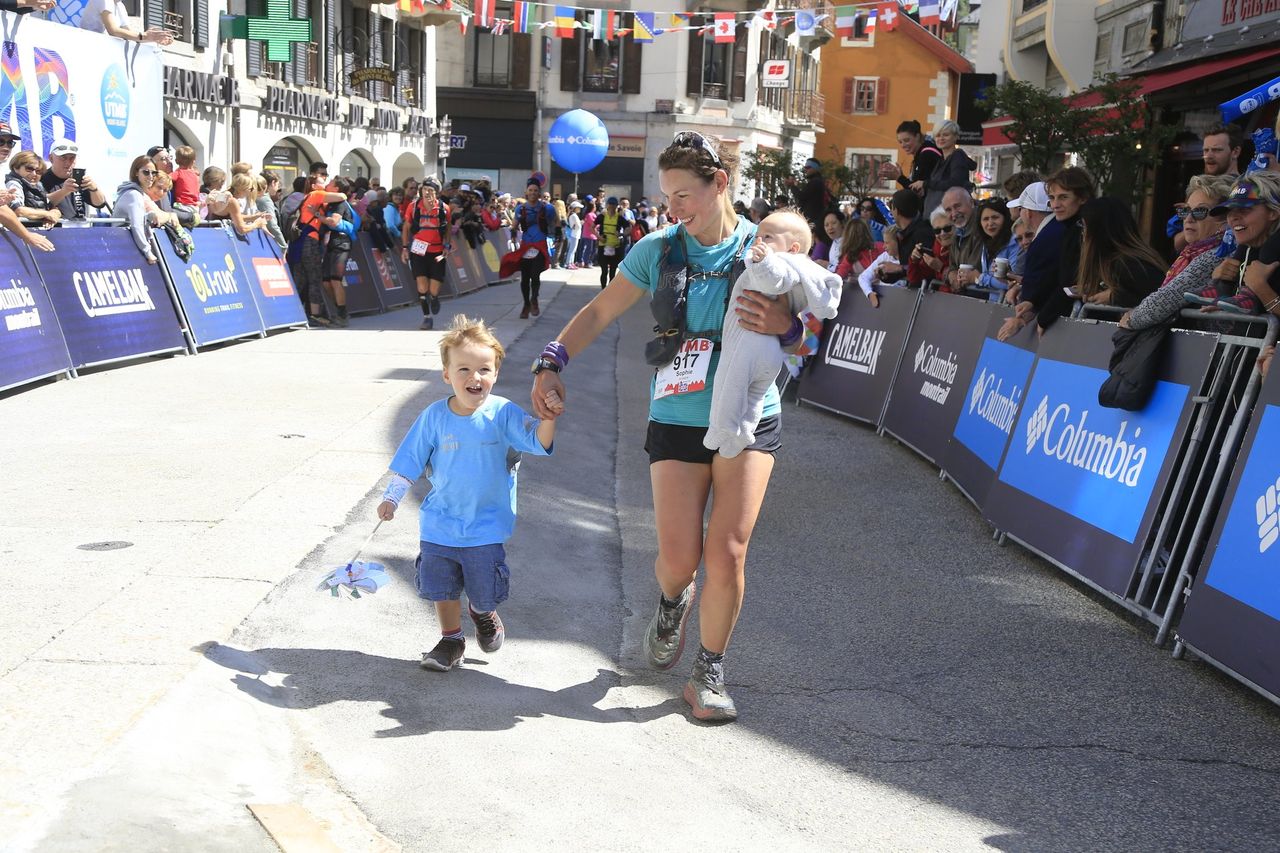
[381,474,413,508]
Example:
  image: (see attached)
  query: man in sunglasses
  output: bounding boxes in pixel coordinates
[42,138,107,220]
[0,122,54,252]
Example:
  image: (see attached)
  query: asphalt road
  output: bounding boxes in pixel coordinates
[4,269,1279,852]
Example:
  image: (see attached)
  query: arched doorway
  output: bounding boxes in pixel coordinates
[339,148,376,181]
[163,119,199,164]
[392,151,424,187]
[261,137,319,188]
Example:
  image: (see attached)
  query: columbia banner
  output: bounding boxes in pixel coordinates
[36,228,186,368]
[799,286,920,425]
[983,323,1216,596]
[940,309,1036,505]
[881,290,991,465]
[0,229,72,392]
[1177,366,1280,700]
[226,227,308,330]
[0,10,164,194]
[156,225,265,348]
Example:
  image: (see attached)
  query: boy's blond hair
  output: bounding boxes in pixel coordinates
[175,146,196,168]
[440,315,505,367]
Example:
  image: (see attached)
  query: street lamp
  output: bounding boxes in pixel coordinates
[437,114,452,183]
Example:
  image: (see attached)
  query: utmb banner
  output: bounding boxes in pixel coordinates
[0,9,163,192]
[1178,363,1280,700]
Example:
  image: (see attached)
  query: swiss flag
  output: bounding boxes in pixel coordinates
[714,12,735,43]
[878,2,899,31]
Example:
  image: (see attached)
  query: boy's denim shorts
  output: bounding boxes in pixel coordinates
[415,541,510,612]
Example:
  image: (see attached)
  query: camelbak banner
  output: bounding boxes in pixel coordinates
[983,322,1214,596]
[1178,368,1280,700]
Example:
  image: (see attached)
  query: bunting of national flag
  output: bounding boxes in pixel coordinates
[513,0,529,33]
[459,13,468,34]
[834,5,855,38]
[756,10,777,30]
[671,11,694,29]
[864,7,877,32]
[795,9,816,36]
[920,0,941,25]
[591,9,616,40]
[713,12,734,42]
[633,11,656,42]
[474,0,495,29]
[878,1,899,30]
[554,5,576,37]
[901,0,919,14]
[491,18,507,35]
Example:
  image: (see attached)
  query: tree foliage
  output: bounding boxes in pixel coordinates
[979,75,1176,207]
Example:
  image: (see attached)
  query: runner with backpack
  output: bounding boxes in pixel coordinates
[595,197,629,289]
[400,176,452,331]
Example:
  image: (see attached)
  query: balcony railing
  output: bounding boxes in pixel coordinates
[162,10,184,40]
[786,90,825,129]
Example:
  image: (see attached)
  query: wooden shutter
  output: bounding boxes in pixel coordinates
[372,16,384,101]
[730,23,748,101]
[341,3,355,95]
[324,0,337,91]
[875,78,889,114]
[560,28,581,92]
[622,17,641,95]
[193,0,209,48]
[686,29,703,97]
[144,0,165,30]
[512,32,532,90]
[842,78,854,113]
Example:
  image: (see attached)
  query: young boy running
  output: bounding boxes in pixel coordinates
[377,316,562,670]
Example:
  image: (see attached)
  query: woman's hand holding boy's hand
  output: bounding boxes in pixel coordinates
[532,371,566,419]
[376,501,396,521]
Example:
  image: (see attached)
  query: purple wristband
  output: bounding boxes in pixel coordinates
[542,340,569,369]
[778,316,804,347]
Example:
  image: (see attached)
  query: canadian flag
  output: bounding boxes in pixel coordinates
[714,12,735,43]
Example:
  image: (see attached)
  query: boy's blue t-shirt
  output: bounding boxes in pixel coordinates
[619,217,782,427]
[388,395,551,547]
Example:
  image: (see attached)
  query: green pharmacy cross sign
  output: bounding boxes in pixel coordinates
[224,0,313,63]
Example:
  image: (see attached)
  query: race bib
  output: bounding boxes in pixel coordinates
[410,238,430,256]
[603,246,616,257]
[653,338,713,400]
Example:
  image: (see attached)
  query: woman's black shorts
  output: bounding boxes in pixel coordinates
[644,415,782,465]
[410,251,447,281]
[322,248,350,281]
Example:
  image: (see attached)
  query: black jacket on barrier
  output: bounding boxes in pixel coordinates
[1100,322,1170,411]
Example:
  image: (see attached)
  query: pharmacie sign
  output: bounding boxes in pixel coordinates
[164,68,239,107]
[261,86,341,122]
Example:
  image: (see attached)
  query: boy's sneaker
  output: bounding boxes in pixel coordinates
[470,607,505,653]
[1216,286,1264,315]
[645,585,695,670]
[683,657,738,722]
[1184,279,1231,305]
[420,637,465,671]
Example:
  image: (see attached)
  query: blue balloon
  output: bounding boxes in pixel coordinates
[548,110,609,174]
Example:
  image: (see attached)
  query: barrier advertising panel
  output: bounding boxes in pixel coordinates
[799,286,920,425]
[941,311,1036,505]
[881,290,993,464]
[156,226,265,347]
[37,228,186,368]
[0,231,72,392]
[341,252,385,315]
[351,234,415,310]
[984,322,1216,595]
[0,10,163,194]
[227,228,308,330]
[474,228,513,284]
[1177,368,1280,699]
[445,243,489,299]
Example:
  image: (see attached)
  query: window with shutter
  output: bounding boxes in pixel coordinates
[325,0,338,91]
[511,32,532,90]
[842,78,854,113]
[559,27,581,92]
[730,22,748,102]
[874,78,889,114]
[194,0,208,48]
[246,0,264,79]
[144,0,165,31]
[341,3,355,95]
[685,28,702,97]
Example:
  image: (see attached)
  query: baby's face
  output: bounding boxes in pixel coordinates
[756,214,805,253]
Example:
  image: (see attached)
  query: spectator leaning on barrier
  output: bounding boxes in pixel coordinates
[1202,172,1280,316]
[879,120,942,198]
[255,174,287,250]
[0,124,54,253]
[860,223,901,300]
[923,120,976,216]
[1031,166,1097,332]
[1010,216,1033,276]
[908,207,953,290]
[1124,174,1233,330]
[4,150,61,229]
[889,188,933,276]
[0,1,57,14]
[942,187,980,288]
[142,171,179,229]
[225,173,266,237]
[997,182,1064,340]
[1072,197,1165,310]
[115,155,162,265]
[42,138,107,221]
[964,198,1019,301]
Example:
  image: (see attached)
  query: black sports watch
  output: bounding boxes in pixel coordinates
[531,356,562,375]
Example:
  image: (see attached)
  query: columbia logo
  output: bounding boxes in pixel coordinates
[1025,396,1049,453]
[969,368,986,414]
[1258,476,1280,554]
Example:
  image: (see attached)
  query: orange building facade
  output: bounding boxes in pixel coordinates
[815,16,972,198]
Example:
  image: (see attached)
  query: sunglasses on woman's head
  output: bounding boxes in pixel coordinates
[671,131,722,166]
[1174,205,1212,220]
